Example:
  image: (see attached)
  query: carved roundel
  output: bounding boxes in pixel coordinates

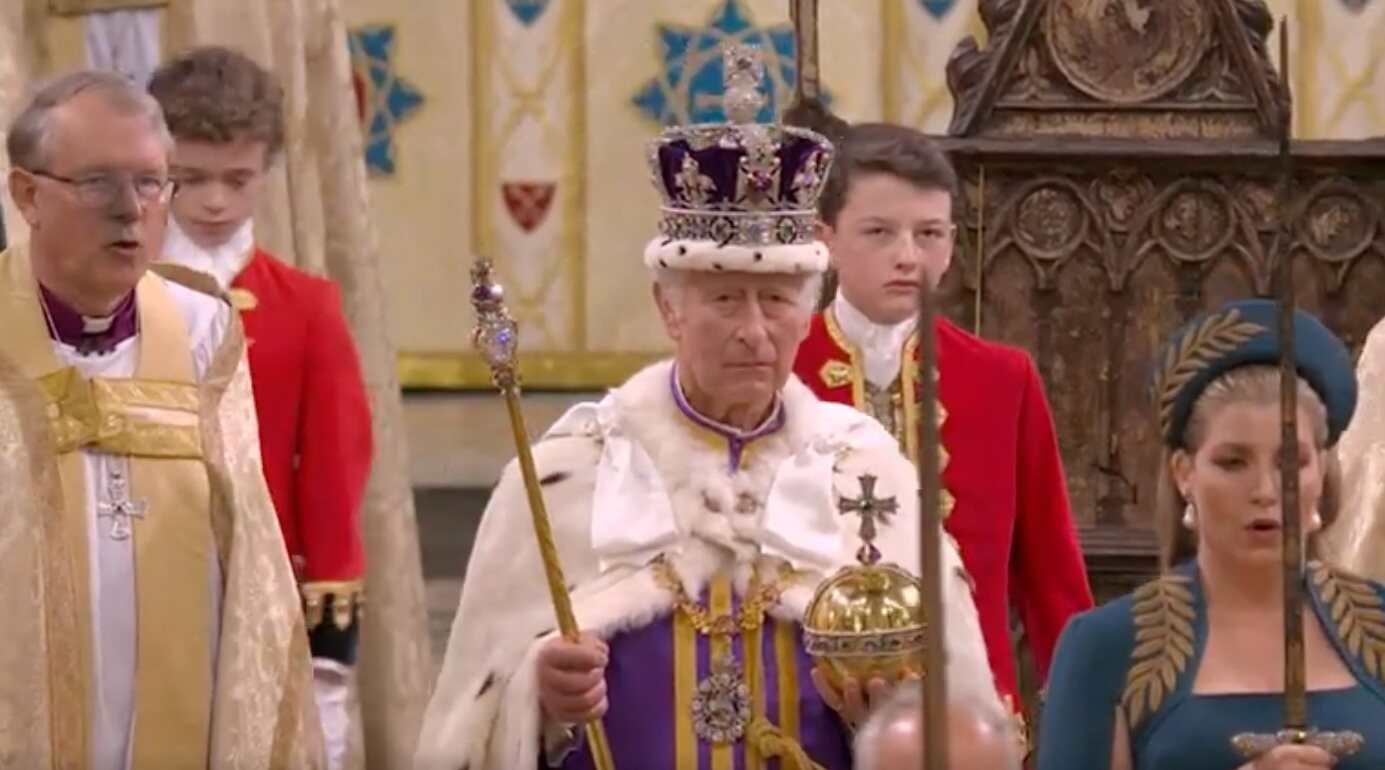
[1091,171,1155,231]
[1232,181,1277,232]
[1156,188,1233,262]
[1015,186,1087,260]
[1045,0,1214,104]
[1300,191,1376,264]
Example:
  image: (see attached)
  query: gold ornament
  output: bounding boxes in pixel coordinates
[802,474,926,690]
[654,558,785,745]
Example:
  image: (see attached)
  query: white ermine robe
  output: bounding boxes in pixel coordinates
[416,360,999,770]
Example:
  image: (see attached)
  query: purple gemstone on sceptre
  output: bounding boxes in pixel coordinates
[482,325,516,362]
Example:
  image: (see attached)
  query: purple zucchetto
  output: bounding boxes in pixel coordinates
[643,43,835,275]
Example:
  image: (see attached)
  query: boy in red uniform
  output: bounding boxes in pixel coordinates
[149,46,372,769]
[792,123,1093,746]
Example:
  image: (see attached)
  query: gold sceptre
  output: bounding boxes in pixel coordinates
[470,259,617,770]
[1231,19,1362,762]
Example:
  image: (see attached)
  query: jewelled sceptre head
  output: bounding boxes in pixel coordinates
[469,260,519,390]
[468,258,618,770]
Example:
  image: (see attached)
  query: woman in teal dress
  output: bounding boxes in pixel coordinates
[1036,298,1385,770]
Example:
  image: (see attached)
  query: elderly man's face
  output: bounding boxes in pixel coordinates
[655,270,813,413]
[10,91,169,308]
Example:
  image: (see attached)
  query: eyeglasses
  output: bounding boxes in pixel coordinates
[29,169,174,208]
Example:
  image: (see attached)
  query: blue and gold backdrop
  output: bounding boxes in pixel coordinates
[0,1,1380,391]
[336,0,1382,389]
[351,0,993,388]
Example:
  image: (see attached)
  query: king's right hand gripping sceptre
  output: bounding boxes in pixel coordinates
[470,259,617,770]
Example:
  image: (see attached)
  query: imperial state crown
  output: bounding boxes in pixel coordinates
[643,43,835,275]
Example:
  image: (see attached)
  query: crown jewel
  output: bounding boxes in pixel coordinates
[722,43,766,124]
[645,44,834,252]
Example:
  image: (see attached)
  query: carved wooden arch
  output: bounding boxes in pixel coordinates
[938,0,1385,601]
[780,0,1385,599]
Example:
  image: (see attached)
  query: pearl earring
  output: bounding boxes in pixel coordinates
[1182,501,1197,530]
[1310,511,1323,530]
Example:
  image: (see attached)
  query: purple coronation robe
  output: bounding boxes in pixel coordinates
[556,593,852,770]
[553,368,853,769]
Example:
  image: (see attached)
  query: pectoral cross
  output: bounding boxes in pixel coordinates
[838,473,898,565]
[97,465,146,540]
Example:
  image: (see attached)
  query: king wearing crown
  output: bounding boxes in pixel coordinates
[415,45,1003,770]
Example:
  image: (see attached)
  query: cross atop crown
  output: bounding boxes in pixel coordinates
[722,43,767,124]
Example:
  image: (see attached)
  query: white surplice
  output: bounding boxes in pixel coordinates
[48,282,229,770]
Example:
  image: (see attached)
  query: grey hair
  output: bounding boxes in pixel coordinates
[648,264,824,310]
[6,70,172,172]
[853,684,1021,770]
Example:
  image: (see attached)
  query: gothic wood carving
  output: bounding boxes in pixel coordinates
[939,0,1385,595]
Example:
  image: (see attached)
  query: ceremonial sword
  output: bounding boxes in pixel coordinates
[917,281,950,769]
[470,259,617,770]
[1231,20,1362,760]
[783,0,848,146]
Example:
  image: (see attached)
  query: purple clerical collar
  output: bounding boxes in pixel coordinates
[670,365,785,472]
[39,283,138,356]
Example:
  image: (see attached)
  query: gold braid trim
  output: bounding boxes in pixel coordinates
[1154,309,1265,440]
[655,559,823,763]
[1121,574,1195,727]
[1311,563,1385,682]
[652,557,789,635]
[301,580,365,632]
[747,717,825,770]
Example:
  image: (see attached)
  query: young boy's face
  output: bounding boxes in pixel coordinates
[820,171,955,326]
[168,135,269,249]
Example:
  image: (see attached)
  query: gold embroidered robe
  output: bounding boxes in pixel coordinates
[0,244,324,769]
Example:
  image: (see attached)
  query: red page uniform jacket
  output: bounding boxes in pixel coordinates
[231,247,371,665]
[793,306,1093,737]
[164,223,371,667]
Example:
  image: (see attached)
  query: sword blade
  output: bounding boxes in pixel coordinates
[918,281,950,769]
[1271,19,1307,732]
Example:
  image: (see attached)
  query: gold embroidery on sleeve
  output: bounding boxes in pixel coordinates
[1122,574,1196,726]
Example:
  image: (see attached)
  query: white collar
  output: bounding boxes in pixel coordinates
[830,290,918,389]
[161,217,254,290]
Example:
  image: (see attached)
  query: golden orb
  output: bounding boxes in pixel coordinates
[802,474,926,690]
[803,560,926,690]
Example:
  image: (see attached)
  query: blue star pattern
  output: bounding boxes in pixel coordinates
[917,0,958,19]
[348,25,425,177]
[632,0,833,127]
[505,0,552,25]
